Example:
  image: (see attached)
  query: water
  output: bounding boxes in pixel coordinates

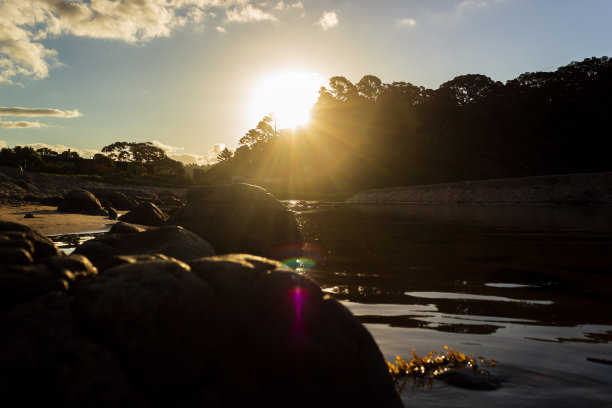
[287,201,612,407]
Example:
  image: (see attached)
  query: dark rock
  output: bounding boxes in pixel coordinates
[0,247,34,265]
[437,367,501,390]
[23,194,39,202]
[57,189,103,213]
[0,292,145,406]
[0,222,61,259]
[67,255,401,407]
[23,213,35,218]
[0,254,96,309]
[84,208,108,216]
[40,195,64,206]
[73,259,214,404]
[84,186,156,206]
[108,191,138,210]
[118,201,168,226]
[108,221,149,234]
[73,226,215,270]
[168,183,302,259]
[106,207,118,220]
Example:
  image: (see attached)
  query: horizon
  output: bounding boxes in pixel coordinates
[1,0,611,165]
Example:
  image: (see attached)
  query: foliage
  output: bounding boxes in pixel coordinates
[204,56,612,196]
[101,141,166,163]
[217,147,234,162]
[386,346,497,392]
[0,146,44,171]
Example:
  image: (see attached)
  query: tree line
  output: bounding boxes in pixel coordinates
[206,56,612,193]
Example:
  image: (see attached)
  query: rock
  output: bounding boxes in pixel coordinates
[23,213,35,218]
[0,292,145,406]
[0,247,34,265]
[168,184,302,259]
[0,254,96,309]
[57,189,103,213]
[40,195,64,206]
[73,259,214,404]
[84,186,156,206]
[108,221,149,234]
[73,226,215,270]
[106,207,118,220]
[0,221,61,259]
[436,367,501,390]
[67,255,401,406]
[118,201,168,226]
[84,208,108,216]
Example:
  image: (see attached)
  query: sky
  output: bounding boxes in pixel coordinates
[0,0,611,164]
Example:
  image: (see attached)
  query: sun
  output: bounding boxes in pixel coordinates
[248,71,325,130]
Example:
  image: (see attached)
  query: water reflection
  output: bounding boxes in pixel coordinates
[290,202,612,406]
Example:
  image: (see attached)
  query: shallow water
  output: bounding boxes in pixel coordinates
[288,202,612,407]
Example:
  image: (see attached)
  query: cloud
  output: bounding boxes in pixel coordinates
[226,5,278,23]
[216,26,228,33]
[0,0,291,83]
[275,2,304,11]
[398,18,417,27]
[0,140,6,148]
[151,140,225,165]
[316,11,338,30]
[8,141,98,157]
[0,120,45,128]
[0,107,82,118]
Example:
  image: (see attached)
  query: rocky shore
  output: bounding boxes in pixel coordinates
[347,172,612,204]
[0,176,402,407]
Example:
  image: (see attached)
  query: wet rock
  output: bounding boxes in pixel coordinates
[0,292,144,406]
[118,201,168,226]
[0,221,61,259]
[169,183,302,259]
[73,226,215,270]
[57,189,103,213]
[437,367,501,390]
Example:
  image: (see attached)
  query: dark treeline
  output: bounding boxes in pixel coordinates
[206,56,612,194]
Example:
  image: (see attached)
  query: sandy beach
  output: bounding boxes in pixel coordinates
[0,204,119,235]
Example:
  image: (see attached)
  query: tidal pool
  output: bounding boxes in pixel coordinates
[288,202,612,407]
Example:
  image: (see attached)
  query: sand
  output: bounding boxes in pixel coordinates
[0,204,120,235]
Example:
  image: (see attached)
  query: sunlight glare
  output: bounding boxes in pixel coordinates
[249,71,325,130]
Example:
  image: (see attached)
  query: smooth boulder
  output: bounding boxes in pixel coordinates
[73,226,215,270]
[57,189,103,213]
[168,184,302,259]
[118,202,168,226]
[0,221,61,261]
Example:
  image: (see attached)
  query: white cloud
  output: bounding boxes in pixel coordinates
[275,1,304,11]
[0,120,45,128]
[398,18,417,27]
[10,142,98,157]
[226,5,278,23]
[316,11,338,31]
[151,140,225,165]
[216,26,228,33]
[0,140,6,148]
[0,107,82,118]
[0,0,291,83]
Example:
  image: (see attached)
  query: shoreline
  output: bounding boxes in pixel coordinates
[346,172,612,204]
[0,204,119,235]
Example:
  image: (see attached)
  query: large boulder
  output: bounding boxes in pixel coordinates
[168,184,303,259]
[73,226,215,270]
[0,290,144,406]
[0,221,61,262]
[68,254,401,407]
[57,189,103,213]
[118,202,168,226]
